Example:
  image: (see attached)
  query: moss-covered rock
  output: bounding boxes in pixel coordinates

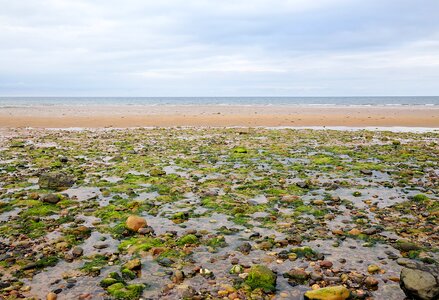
[107,283,145,300]
[304,285,350,300]
[245,265,276,292]
[177,234,198,246]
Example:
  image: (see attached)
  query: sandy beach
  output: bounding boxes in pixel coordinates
[0,105,438,128]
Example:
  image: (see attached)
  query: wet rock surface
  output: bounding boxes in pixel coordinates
[0,128,437,299]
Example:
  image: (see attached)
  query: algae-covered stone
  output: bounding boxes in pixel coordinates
[304,285,350,300]
[177,234,198,245]
[39,172,75,190]
[107,283,145,300]
[149,168,166,177]
[245,265,276,292]
[100,277,120,288]
[123,258,141,271]
[233,146,248,153]
[126,215,147,232]
[121,268,137,280]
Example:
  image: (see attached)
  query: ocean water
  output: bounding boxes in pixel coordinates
[0,96,438,107]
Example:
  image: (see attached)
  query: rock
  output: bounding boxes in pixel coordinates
[72,247,83,258]
[304,285,350,300]
[258,241,273,250]
[39,172,75,190]
[138,227,154,235]
[157,257,173,267]
[93,243,109,249]
[363,228,377,235]
[395,240,421,252]
[236,242,252,255]
[367,264,380,274]
[59,156,68,163]
[245,265,276,291]
[178,285,196,298]
[360,169,373,175]
[286,268,309,284]
[124,258,141,271]
[46,292,57,300]
[172,270,185,284]
[320,261,333,268]
[41,193,61,204]
[296,181,309,189]
[149,168,166,176]
[348,228,361,235]
[364,276,379,287]
[126,215,147,232]
[400,268,439,300]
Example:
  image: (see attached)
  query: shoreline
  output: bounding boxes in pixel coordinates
[0,104,438,128]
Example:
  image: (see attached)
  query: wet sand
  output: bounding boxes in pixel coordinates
[0,105,438,128]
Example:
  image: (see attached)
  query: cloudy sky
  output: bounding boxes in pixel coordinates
[0,0,438,96]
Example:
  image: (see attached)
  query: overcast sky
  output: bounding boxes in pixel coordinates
[0,0,438,96]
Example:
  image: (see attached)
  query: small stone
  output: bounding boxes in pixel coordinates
[47,292,57,300]
[41,193,61,204]
[124,258,141,271]
[320,260,333,268]
[93,243,108,249]
[364,276,379,287]
[348,228,361,235]
[126,215,147,232]
[367,264,380,274]
[71,246,83,258]
[236,242,252,255]
[172,270,185,284]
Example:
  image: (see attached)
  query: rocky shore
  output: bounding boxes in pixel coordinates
[0,128,438,300]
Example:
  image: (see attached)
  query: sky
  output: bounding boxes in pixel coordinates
[0,0,438,97]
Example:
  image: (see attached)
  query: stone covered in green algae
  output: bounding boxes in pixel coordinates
[233,146,248,153]
[177,234,198,246]
[245,265,276,292]
[304,285,350,300]
[107,282,145,299]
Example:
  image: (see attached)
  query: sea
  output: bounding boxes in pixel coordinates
[0,96,438,107]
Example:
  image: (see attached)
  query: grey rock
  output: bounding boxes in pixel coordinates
[400,267,439,300]
[39,172,75,190]
[71,247,83,258]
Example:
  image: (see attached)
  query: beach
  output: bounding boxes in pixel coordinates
[0,104,438,128]
[0,127,438,300]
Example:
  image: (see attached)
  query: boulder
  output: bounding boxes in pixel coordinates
[126,215,147,232]
[400,267,439,300]
[39,172,75,190]
[245,265,276,292]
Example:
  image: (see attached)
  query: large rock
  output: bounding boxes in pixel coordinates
[41,193,61,204]
[245,265,276,292]
[126,215,147,232]
[304,285,350,300]
[400,267,439,300]
[39,172,75,190]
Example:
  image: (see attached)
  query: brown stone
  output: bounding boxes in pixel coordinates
[126,215,147,232]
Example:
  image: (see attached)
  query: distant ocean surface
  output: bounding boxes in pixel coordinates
[0,96,438,107]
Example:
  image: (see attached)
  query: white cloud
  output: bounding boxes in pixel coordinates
[0,0,438,96]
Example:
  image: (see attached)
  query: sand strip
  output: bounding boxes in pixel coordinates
[0,105,437,128]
